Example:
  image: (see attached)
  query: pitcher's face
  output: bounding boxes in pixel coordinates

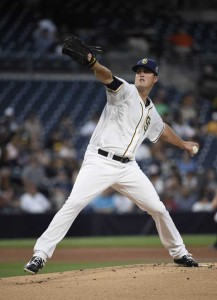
[135,68,158,92]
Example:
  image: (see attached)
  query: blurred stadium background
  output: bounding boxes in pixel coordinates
[0,0,217,238]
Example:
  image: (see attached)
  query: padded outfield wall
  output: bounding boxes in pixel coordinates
[0,212,216,238]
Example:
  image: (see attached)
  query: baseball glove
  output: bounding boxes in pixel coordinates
[62,34,103,68]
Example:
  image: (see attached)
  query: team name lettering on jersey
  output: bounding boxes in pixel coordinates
[144,116,151,133]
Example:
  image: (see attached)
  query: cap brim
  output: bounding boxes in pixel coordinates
[132,64,157,75]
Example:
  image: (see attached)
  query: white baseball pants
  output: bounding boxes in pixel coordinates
[34,149,188,260]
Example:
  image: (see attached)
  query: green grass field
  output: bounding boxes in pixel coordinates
[0,235,216,278]
[0,234,215,248]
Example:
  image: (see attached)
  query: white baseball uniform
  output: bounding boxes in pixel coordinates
[33,78,188,261]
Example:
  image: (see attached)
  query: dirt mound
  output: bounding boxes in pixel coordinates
[1,263,217,300]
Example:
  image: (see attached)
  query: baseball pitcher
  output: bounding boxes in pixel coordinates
[24,34,199,274]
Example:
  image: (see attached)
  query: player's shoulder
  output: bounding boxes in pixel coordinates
[146,97,159,114]
[115,76,136,91]
[105,76,132,93]
[114,76,134,86]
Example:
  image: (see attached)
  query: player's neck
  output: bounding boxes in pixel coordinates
[139,92,149,104]
[137,86,152,103]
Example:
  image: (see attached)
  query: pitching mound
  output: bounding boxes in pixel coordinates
[1,263,217,300]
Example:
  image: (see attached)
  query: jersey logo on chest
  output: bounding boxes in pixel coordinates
[144,115,151,133]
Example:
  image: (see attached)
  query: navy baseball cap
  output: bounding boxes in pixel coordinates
[132,58,159,75]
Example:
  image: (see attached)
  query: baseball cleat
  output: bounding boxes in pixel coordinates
[24,256,45,274]
[174,254,199,267]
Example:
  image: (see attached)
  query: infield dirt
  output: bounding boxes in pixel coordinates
[1,263,217,300]
[1,246,217,299]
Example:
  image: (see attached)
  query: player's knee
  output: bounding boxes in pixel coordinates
[64,196,83,211]
[66,195,90,212]
[148,201,167,216]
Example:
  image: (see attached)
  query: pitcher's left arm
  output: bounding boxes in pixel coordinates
[160,123,199,156]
